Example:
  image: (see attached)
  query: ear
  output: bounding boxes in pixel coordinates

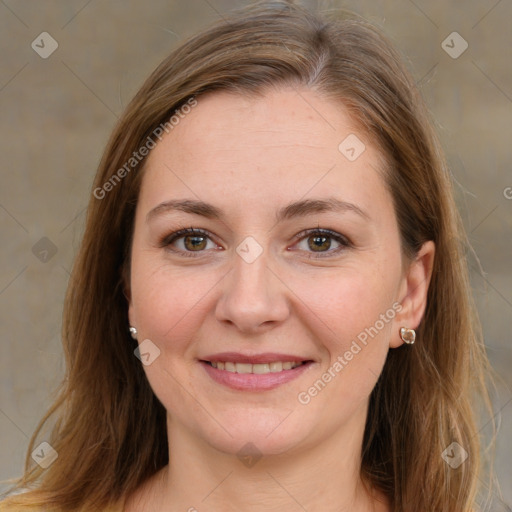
[127,299,135,329]
[122,263,135,328]
[390,240,435,348]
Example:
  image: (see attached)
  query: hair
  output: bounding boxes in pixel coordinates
[1,1,494,511]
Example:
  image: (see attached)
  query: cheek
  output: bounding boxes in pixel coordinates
[129,262,217,410]
[290,262,399,400]
[298,266,397,344]
[130,258,221,350]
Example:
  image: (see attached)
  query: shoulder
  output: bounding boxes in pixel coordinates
[0,502,123,512]
[0,491,124,512]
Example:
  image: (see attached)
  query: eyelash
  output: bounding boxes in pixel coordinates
[159,227,352,259]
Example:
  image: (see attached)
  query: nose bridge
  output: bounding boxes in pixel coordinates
[215,236,289,331]
[232,243,271,295]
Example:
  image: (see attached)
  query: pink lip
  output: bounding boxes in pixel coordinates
[200,360,315,391]
[201,352,312,364]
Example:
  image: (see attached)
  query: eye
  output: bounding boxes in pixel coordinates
[292,228,351,258]
[160,227,351,259]
[160,228,220,257]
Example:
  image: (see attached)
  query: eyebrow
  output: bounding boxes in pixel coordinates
[146,197,370,224]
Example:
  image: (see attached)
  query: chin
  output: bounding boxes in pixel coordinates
[197,408,315,459]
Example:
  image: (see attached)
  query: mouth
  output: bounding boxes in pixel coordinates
[199,354,315,391]
[202,360,307,374]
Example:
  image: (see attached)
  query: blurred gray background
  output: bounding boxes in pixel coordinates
[0,0,510,508]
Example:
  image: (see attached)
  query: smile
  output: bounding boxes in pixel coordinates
[200,358,314,391]
[207,361,305,373]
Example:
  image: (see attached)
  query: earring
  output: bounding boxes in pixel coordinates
[400,327,416,345]
[129,326,138,340]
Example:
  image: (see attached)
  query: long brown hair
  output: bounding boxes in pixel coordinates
[1,2,494,511]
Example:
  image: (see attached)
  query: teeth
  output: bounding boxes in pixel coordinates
[235,363,252,374]
[209,361,303,374]
[269,361,283,372]
[253,363,270,374]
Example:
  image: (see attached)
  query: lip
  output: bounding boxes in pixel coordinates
[199,354,315,391]
[200,352,312,364]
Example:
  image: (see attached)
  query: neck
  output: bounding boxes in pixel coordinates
[128,403,388,512]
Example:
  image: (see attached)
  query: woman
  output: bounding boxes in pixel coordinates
[0,1,494,511]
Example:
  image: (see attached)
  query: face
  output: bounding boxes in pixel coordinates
[128,86,412,457]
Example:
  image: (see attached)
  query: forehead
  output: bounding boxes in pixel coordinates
[161,86,366,156]
[138,86,390,223]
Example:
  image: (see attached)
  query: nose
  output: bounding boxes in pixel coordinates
[215,244,290,334]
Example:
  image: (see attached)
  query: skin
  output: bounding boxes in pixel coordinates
[125,86,435,512]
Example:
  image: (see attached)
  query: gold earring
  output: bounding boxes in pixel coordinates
[400,327,416,345]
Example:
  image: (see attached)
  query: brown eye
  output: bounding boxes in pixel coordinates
[307,234,332,252]
[183,234,208,251]
[293,228,351,258]
[161,228,220,257]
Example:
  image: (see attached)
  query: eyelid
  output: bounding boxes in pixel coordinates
[291,227,351,245]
